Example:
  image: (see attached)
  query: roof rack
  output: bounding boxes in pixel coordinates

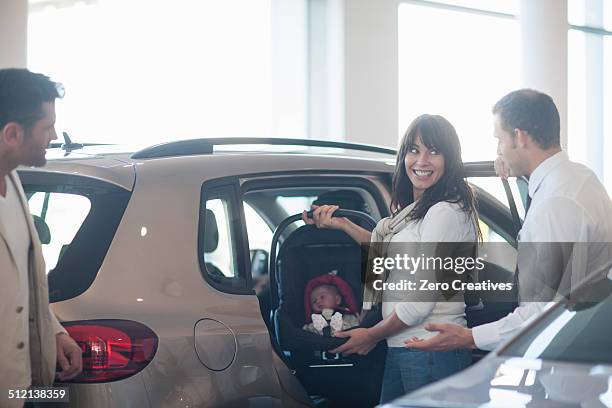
[130,137,397,159]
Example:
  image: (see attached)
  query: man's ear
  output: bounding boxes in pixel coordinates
[0,122,24,147]
[514,128,530,148]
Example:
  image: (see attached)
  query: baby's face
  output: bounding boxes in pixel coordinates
[310,285,341,313]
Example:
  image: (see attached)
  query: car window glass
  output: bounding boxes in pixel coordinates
[276,196,316,220]
[244,202,272,252]
[469,177,518,273]
[500,279,612,364]
[203,198,238,279]
[478,218,517,273]
[469,176,511,209]
[507,176,529,220]
[27,192,91,273]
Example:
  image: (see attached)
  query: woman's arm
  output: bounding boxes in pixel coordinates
[302,204,372,244]
[329,311,408,355]
[341,218,373,244]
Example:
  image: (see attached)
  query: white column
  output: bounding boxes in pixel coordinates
[344,0,398,148]
[519,0,568,148]
[0,0,28,69]
[271,0,308,139]
[307,0,398,147]
[584,0,604,180]
[307,0,345,140]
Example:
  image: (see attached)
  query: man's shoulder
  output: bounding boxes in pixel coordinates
[541,159,606,201]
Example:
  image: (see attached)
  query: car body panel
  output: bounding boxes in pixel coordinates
[20,154,136,191]
[384,354,612,408]
[61,375,151,408]
[34,144,507,407]
[46,152,396,406]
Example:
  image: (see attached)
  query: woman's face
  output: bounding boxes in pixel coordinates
[404,135,445,199]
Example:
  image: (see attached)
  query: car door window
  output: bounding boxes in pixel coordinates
[469,176,519,274]
[20,171,131,302]
[507,176,530,221]
[243,202,273,253]
[203,198,238,279]
[200,181,251,295]
[28,192,91,272]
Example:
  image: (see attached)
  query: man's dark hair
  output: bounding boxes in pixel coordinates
[492,89,560,149]
[0,68,63,130]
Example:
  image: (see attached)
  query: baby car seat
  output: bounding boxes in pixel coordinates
[270,204,386,407]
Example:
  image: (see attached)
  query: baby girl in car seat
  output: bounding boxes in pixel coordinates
[302,272,360,336]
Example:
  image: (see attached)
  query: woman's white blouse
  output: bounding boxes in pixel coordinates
[381,201,477,347]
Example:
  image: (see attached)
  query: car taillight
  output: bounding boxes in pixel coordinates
[62,319,158,383]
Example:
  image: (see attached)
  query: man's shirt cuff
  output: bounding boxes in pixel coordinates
[472,320,501,351]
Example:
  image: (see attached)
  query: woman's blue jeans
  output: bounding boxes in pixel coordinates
[379,347,472,404]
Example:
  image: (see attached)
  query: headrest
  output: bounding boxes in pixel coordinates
[303,273,359,322]
[32,215,51,245]
[313,190,371,214]
[204,209,219,253]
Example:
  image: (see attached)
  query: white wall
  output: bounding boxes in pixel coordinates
[343,0,398,148]
[308,0,398,148]
[0,0,28,68]
[520,0,568,149]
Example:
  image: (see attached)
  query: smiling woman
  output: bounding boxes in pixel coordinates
[304,114,481,404]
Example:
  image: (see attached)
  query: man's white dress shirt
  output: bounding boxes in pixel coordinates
[473,151,612,350]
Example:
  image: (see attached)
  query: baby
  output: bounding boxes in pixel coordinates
[302,274,360,336]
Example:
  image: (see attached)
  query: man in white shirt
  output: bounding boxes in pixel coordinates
[405,89,612,352]
[0,68,82,403]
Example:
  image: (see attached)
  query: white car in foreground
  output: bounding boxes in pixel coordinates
[383,273,612,408]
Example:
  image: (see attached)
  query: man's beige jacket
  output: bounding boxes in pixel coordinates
[0,170,64,394]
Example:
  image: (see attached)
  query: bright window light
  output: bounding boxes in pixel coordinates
[28,0,306,147]
[398,3,520,162]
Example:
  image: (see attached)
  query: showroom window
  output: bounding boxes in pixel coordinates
[398,0,520,162]
[568,0,612,193]
[27,0,307,146]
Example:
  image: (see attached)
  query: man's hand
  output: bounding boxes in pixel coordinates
[403,323,476,352]
[56,333,82,381]
[494,156,513,180]
[329,328,378,355]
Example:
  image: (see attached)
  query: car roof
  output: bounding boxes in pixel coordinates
[29,138,496,191]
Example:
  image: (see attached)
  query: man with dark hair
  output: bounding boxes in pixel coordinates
[0,68,82,402]
[405,88,612,352]
[492,88,560,149]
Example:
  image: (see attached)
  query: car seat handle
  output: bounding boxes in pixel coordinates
[269,209,377,299]
[303,209,377,229]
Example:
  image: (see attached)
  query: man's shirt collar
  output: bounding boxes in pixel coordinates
[528,150,568,199]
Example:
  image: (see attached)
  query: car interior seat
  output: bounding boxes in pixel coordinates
[270,190,386,407]
[32,214,51,244]
[202,209,225,280]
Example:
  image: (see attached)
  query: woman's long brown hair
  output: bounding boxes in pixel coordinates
[391,114,482,241]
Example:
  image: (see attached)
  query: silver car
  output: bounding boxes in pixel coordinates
[382,274,612,408]
[23,138,524,407]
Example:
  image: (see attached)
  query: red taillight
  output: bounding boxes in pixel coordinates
[62,320,158,383]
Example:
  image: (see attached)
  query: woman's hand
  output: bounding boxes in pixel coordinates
[301,204,350,231]
[329,328,378,356]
